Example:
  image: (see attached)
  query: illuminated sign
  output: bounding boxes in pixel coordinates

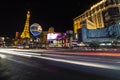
[47,33,60,40]
[30,23,42,36]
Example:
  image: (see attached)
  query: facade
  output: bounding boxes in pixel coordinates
[0,37,13,47]
[0,37,5,47]
[78,23,120,43]
[14,32,20,45]
[74,0,120,33]
[74,0,120,43]
[40,27,69,48]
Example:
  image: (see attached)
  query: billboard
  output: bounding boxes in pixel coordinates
[30,23,42,36]
[47,33,61,41]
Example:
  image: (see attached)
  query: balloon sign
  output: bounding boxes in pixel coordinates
[30,23,42,36]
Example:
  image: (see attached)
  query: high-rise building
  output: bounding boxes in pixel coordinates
[73,0,120,34]
[73,0,120,43]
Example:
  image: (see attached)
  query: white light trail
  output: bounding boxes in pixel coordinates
[0,49,41,58]
[0,54,7,59]
[36,56,120,70]
[0,48,120,71]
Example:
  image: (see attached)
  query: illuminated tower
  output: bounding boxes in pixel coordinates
[20,11,30,39]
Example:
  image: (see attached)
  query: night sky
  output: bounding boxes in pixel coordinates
[0,0,99,38]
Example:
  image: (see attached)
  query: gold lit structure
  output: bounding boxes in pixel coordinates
[73,0,120,34]
[20,11,30,38]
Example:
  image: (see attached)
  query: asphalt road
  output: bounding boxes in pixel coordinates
[0,53,116,80]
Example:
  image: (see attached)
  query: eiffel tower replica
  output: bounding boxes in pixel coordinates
[19,11,31,46]
[20,11,30,39]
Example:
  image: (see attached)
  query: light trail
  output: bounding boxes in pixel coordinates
[5,48,120,57]
[35,56,120,70]
[1,48,120,79]
[0,48,120,71]
[0,54,7,58]
[45,51,120,57]
[42,54,119,64]
[0,49,40,58]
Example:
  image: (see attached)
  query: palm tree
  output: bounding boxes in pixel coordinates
[66,30,73,48]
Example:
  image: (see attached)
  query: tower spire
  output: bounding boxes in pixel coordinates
[20,11,30,39]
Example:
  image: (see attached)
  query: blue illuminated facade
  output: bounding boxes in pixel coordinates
[78,23,120,43]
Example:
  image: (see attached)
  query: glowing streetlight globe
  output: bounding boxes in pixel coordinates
[30,23,42,36]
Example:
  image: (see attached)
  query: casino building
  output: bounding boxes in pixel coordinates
[73,0,120,43]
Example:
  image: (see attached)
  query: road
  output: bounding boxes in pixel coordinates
[0,48,120,80]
